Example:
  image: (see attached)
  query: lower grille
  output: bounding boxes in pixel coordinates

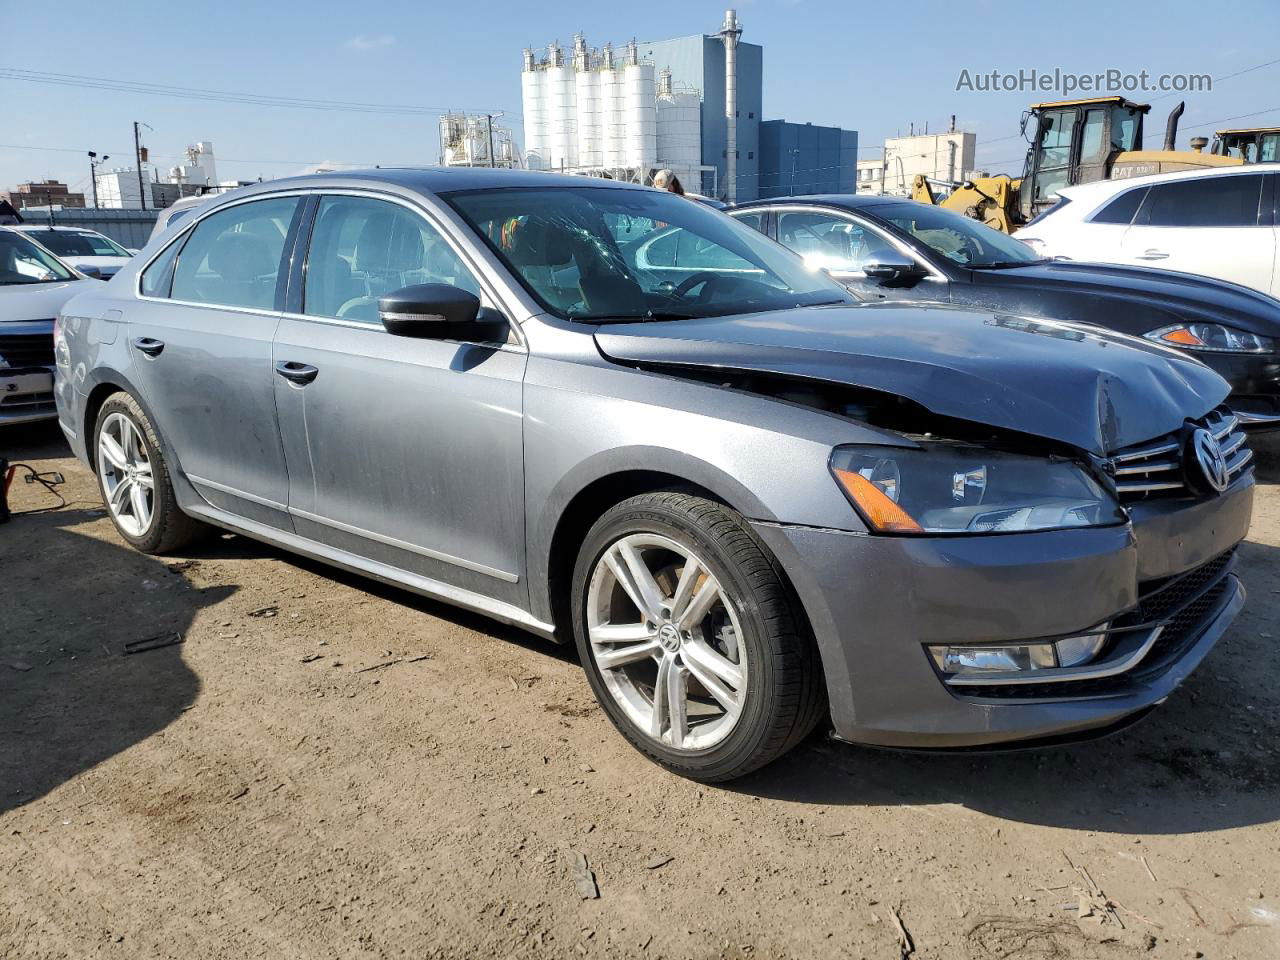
[0,390,55,410]
[955,550,1236,701]
[0,333,56,369]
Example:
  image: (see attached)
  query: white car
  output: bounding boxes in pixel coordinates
[1015,164,1280,297]
[12,225,134,280]
[1,228,94,424]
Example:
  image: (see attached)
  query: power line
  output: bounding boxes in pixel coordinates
[0,68,513,118]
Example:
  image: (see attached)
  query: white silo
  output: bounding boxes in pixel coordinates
[656,70,702,191]
[600,44,625,170]
[520,48,548,170]
[622,41,656,172]
[574,37,603,168]
[543,43,577,170]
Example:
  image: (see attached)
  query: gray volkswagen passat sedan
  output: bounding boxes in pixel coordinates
[54,169,1254,781]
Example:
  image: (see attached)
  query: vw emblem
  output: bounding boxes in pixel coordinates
[1189,427,1229,493]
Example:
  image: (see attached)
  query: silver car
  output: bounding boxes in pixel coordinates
[54,169,1254,781]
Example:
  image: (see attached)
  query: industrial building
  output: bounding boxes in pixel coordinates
[759,121,858,197]
[861,129,978,197]
[439,114,518,168]
[94,141,221,209]
[0,180,86,211]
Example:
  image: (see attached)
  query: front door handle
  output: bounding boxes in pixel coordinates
[1136,249,1170,260]
[275,360,319,385]
[132,337,165,357]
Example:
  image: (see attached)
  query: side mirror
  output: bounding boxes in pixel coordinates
[78,265,104,280]
[378,283,505,341]
[862,253,927,287]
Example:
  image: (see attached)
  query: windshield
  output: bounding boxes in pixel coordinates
[26,229,129,258]
[0,230,77,284]
[873,202,1044,268]
[445,186,853,321]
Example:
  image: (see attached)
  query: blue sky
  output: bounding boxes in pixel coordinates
[3,0,1279,194]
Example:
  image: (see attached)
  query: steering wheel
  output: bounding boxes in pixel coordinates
[672,271,723,302]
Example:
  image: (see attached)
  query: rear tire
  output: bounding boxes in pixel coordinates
[571,490,826,782]
[93,392,206,554]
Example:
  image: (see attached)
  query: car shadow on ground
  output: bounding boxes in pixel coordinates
[0,510,235,815]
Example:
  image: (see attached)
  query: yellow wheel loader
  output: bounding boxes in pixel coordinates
[912,97,1242,233]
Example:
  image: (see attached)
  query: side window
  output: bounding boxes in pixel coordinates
[731,211,766,234]
[1138,175,1264,227]
[776,211,894,272]
[170,197,299,309]
[1079,109,1107,164]
[140,237,183,298]
[1091,187,1147,225]
[304,196,481,324]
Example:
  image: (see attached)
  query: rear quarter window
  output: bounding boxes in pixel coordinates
[1088,188,1146,225]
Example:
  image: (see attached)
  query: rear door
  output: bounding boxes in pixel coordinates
[1118,173,1276,294]
[129,194,303,530]
[271,192,528,605]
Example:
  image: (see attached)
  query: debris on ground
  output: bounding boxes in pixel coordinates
[646,855,674,870]
[568,850,600,900]
[123,632,184,655]
[889,905,913,958]
[247,606,279,619]
[299,654,323,663]
[1064,852,1124,928]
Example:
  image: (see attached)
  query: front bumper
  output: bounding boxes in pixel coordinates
[752,471,1254,749]
[0,368,57,425]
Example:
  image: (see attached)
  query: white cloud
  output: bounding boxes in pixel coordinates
[346,34,396,50]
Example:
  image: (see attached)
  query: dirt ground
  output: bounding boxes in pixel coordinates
[2,423,1278,960]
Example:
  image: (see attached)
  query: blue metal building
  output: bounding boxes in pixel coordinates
[758,121,859,199]
[638,34,764,201]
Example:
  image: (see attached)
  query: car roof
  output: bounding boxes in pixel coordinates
[733,194,913,213]
[1057,162,1280,201]
[13,224,105,233]
[222,166,656,200]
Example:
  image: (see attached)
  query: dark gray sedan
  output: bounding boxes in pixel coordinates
[730,195,1280,426]
[54,169,1254,780]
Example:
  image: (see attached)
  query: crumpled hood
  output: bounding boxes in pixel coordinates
[594,302,1230,455]
[0,279,94,324]
[976,260,1280,337]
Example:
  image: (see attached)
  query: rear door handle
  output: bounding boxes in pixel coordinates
[1136,249,1169,260]
[132,337,165,357]
[275,360,319,385]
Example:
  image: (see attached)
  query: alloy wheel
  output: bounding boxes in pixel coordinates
[585,533,748,751]
[98,412,155,538]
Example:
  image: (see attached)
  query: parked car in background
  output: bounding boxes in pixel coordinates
[57,169,1253,780]
[1,228,94,424]
[1014,165,1280,296]
[729,195,1280,427]
[13,225,133,280]
[147,194,215,243]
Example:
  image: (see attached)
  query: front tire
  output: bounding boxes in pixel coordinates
[571,491,826,782]
[94,393,205,554]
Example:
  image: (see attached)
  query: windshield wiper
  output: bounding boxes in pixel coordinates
[968,259,1047,270]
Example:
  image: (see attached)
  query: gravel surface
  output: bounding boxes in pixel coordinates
[2,423,1278,960]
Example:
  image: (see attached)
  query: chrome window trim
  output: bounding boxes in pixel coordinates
[734,204,948,282]
[134,186,529,352]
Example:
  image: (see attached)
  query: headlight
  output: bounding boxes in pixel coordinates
[829,444,1123,535]
[1144,322,1274,354]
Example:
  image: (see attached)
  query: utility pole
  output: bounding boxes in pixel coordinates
[133,121,147,210]
[486,114,496,168]
[88,151,108,208]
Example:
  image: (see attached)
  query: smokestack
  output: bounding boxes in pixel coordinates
[719,9,742,203]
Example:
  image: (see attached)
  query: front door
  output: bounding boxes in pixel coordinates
[128,194,302,529]
[272,193,528,605]
[1118,173,1275,294]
